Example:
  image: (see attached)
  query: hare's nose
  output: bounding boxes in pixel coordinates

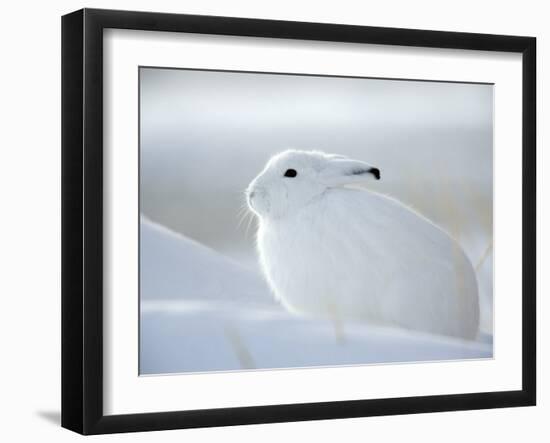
[248,187,266,200]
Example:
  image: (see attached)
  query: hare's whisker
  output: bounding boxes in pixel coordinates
[244,211,256,239]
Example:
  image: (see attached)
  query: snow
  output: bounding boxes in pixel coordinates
[140,217,492,375]
[140,219,272,305]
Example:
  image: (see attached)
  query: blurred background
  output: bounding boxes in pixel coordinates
[139,67,493,332]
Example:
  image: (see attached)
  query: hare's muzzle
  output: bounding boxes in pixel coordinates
[246,186,269,215]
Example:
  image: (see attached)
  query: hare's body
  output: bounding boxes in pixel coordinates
[257,188,479,339]
[247,150,480,340]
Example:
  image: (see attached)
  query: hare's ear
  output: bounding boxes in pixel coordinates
[319,157,380,187]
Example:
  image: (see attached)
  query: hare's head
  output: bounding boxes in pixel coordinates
[246,150,380,219]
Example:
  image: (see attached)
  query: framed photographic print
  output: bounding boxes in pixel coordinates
[61,8,536,435]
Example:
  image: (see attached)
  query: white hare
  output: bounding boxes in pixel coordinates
[246,150,479,340]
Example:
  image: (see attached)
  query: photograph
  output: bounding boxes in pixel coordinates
[138,67,494,375]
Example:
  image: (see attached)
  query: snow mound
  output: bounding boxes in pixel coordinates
[141,302,492,374]
[140,217,274,305]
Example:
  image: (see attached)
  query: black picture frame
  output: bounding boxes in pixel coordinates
[61,8,536,435]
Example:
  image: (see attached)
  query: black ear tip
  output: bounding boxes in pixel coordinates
[369,167,381,180]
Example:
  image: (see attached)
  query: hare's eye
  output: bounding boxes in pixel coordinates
[284,169,297,178]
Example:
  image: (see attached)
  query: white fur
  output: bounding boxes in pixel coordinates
[247,150,480,340]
